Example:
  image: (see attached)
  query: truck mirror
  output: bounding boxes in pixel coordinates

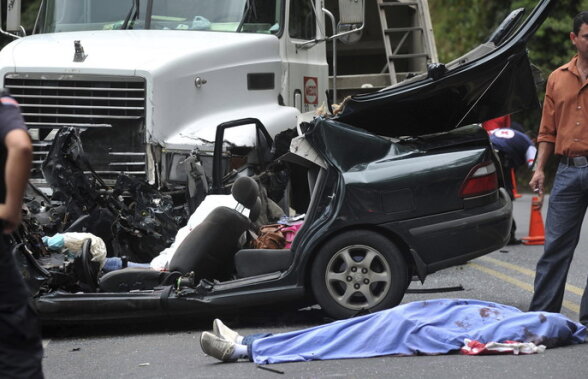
[337,23,363,44]
[338,0,364,25]
[6,0,22,33]
[336,0,364,44]
[295,0,364,50]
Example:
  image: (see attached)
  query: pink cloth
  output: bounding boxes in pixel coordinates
[281,222,303,249]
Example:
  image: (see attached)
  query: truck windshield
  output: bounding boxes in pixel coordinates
[38,0,282,34]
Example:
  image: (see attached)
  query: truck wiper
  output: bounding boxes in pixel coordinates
[122,0,140,30]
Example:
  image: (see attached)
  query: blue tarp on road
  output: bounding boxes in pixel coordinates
[252,299,586,364]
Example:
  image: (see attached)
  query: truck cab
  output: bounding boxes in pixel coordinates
[0,0,437,204]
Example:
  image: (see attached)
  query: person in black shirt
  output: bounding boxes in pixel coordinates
[490,127,537,199]
[489,127,539,245]
[0,91,44,378]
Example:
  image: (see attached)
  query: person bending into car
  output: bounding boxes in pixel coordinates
[199,299,585,364]
[489,127,539,244]
[0,91,44,378]
[529,11,588,328]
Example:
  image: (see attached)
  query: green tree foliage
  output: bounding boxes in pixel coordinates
[0,0,39,46]
[430,0,588,73]
[21,0,42,30]
[0,0,40,31]
[430,0,511,62]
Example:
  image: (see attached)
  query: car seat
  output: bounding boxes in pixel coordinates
[168,176,261,280]
[232,169,327,278]
[99,177,261,292]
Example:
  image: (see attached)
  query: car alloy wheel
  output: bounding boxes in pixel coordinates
[325,244,392,310]
[311,230,408,319]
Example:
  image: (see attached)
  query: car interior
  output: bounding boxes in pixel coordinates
[20,155,326,295]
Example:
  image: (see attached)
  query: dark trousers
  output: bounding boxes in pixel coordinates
[529,163,588,325]
[502,165,514,200]
[0,236,44,378]
[501,165,517,242]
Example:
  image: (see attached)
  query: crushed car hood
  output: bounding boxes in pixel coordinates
[336,0,555,137]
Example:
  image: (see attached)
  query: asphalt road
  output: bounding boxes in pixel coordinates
[41,194,588,378]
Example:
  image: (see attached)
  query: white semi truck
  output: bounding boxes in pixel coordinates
[0,0,437,199]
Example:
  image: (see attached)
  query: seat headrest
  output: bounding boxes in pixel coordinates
[231,176,259,210]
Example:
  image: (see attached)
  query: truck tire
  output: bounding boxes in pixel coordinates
[311,230,408,319]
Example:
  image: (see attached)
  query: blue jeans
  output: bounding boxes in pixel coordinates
[242,333,272,361]
[102,257,151,272]
[529,163,588,325]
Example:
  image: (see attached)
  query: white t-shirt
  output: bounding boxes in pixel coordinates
[150,195,249,270]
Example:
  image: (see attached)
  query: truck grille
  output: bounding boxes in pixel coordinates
[4,73,147,183]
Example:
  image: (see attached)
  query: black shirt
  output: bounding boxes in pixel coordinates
[0,93,28,203]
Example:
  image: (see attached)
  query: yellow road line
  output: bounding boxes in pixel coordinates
[478,256,584,296]
[478,256,535,276]
[469,262,580,314]
[469,262,533,291]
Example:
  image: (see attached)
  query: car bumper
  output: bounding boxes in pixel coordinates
[403,188,512,273]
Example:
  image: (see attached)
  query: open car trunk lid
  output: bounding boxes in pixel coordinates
[335,0,555,137]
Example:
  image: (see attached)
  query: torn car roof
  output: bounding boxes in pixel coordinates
[335,0,555,137]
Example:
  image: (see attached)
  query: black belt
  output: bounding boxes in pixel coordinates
[561,155,588,167]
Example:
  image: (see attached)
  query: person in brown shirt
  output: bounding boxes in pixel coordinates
[528,11,588,327]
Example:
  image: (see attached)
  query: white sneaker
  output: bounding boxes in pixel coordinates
[212,319,242,343]
[200,331,238,362]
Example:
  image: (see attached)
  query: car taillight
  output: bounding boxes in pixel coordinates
[460,162,498,198]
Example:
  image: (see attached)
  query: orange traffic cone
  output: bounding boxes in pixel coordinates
[522,196,545,245]
[511,169,522,199]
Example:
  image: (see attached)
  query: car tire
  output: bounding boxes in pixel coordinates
[311,230,408,319]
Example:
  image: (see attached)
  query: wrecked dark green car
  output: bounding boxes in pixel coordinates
[15,0,553,321]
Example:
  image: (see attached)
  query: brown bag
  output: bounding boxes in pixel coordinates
[251,224,286,249]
